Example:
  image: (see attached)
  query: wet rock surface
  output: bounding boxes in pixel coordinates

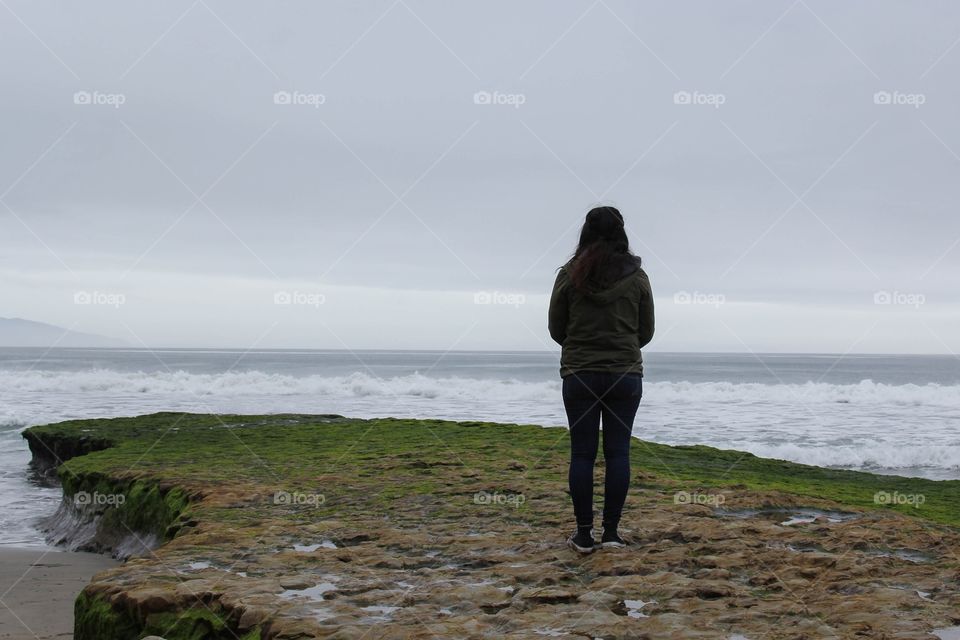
[24,413,960,639]
[79,492,960,638]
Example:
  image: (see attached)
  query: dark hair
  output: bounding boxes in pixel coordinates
[568,206,637,291]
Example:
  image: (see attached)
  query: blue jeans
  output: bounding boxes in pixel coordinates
[562,371,642,528]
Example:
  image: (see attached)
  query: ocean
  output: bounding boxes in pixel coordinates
[1,348,958,547]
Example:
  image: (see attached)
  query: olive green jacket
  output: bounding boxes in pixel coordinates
[548,258,655,377]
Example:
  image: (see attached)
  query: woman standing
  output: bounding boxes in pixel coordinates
[548,206,655,554]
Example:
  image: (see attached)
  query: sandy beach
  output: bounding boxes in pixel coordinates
[0,547,117,640]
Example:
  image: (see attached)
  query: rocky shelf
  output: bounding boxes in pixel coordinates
[22,412,960,639]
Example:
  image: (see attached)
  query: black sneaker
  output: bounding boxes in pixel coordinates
[600,529,626,549]
[567,529,595,554]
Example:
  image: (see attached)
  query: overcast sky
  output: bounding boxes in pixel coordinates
[2,1,959,353]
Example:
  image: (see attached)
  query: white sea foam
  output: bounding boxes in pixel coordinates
[648,379,960,407]
[739,441,960,474]
[1,366,959,547]
[1,369,959,408]
[2,371,958,482]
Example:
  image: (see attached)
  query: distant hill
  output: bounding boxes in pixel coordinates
[0,317,127,348]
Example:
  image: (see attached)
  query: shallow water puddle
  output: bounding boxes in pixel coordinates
[181,560,245,575]
[863,547,933,563]
[778,508,859,526]
[363,605,400,614]
[622,599,655,619]
[767,540,827,554]
[464,579,497,587]
[311,609,336,622]
[293,540,337,552]
[534,629,565,637]
[934,627,960,640]
[780,514,819,526]
[279,578,339,601]
[360,605,400,623]
[715,507,858,525]
[280,580,340,623]
[885,584,936,600]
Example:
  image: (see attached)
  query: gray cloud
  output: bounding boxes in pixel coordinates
[2,1,959,352]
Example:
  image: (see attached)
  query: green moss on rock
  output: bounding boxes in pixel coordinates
[22,412,960,639]
[74,591,140,640]
[141,606,230,640]
[25,412,959,527]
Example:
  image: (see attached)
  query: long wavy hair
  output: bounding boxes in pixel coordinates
[568,206,638,291]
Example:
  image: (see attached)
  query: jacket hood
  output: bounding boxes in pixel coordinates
[575,256,642,305]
